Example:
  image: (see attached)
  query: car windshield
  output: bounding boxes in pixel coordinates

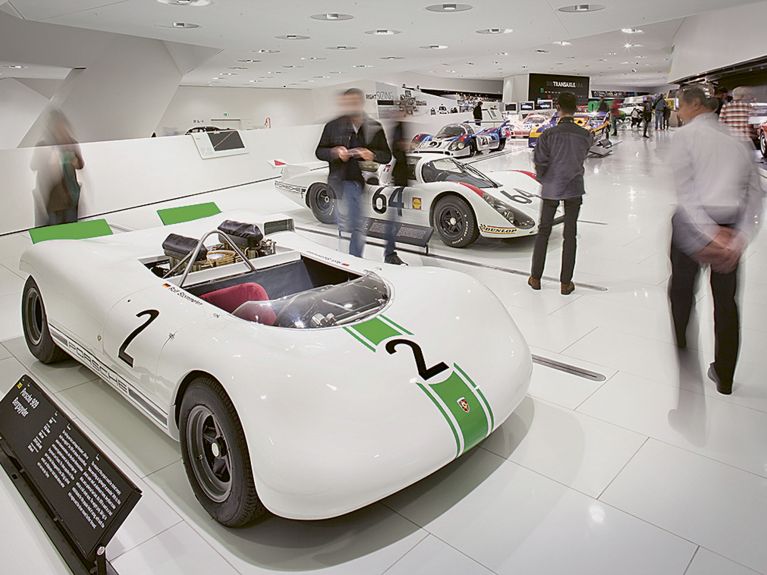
[232,272,389,328]
[420,158,496,189]
[436,125,467,138]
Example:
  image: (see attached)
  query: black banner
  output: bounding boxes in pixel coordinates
[529,74,591,106]
[0,375,141,566]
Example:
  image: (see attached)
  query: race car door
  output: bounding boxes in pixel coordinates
[363,184,426,228]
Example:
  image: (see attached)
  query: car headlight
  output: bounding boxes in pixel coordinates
[481,195,535,229]
[450,140,466,150]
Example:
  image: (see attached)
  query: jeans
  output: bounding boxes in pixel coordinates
[669,242,740,384]
[531,197,582,284]
[338,181,366,257]
[655,110,664,130]
[643,116,651,137]
[611,116,618,135]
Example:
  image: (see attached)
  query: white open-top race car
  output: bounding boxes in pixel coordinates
[20,211,532,525]
[276,154,558,248]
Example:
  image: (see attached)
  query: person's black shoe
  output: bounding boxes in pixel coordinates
[384,253,407,266]
[707,363,732,395]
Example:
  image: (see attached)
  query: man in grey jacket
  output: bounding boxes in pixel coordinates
[529,92,592,295]
[669,86,762,395]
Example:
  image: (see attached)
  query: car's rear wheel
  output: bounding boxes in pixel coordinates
[497,138,506,151]
[308,183,337,225]
[22,277,68,364]
[469,141,478,156]
[433,195,479,248]
[760,131,766,159]
[179,376,266,527]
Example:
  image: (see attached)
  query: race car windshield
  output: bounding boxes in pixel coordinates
[232,272,389,329]
[435,125,466,139]
[421,158,497,189]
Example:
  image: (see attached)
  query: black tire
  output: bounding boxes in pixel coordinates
[22,277,68,364]
[760,132,766,159]
[497,138,506,152]
[433,195,479,248]
[469,141,478,156]
[307,183,337,225]
[179,376,266,527]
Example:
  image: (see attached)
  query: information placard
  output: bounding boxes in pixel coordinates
[0,375,141,569]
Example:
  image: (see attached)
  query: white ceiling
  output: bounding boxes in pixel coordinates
[1,0,757,89]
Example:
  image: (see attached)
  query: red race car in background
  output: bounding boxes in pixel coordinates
[758,121,767,158]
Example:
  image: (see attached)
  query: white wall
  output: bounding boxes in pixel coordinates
[377,72,502,95]
[503,75,530,105]
[670,1,767,82]
[0,79,50,149]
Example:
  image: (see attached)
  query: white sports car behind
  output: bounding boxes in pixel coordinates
[276,154,560,248]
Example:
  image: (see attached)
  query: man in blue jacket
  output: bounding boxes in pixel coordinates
[528,92,592,295]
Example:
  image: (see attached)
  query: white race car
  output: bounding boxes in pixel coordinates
[20,211,531,525]
[276,154,557,248]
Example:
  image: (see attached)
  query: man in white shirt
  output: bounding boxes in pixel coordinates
[669,86,763,395]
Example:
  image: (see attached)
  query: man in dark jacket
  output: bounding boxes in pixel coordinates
[473,101,483,126]
[316,88,391,257]
[528,92,592,295]
[381,114,410,265]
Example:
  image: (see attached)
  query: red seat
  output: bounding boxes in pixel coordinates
[201,282,270,312]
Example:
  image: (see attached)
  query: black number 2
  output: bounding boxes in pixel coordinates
[119,310,160,367]
[385,339,449,380]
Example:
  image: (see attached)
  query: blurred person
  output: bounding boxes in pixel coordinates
[382,112,409,265]
[654,94,668,131]
[315,88,391,258]
[719,86,756,143]
[610,98,621,136]
[597,97,609,114]
[713,86,730,116]
[642,97,653,138]
[630,106,642,129]
[528,92,592,296]
[663,98,672,130]
[668,86,762,395]
[473,100,483,126]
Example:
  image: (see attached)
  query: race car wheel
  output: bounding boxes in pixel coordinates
[760,132,766,159]
[22,277,68,364]
[497,138,506,152]
[469,141,478,156]
[433,195,479,248]
[308,183,337,225]
[180,376,266,527]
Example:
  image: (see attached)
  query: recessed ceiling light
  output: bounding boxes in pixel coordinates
[327,45,357,50]
[157,0,211,6]
[329,71,343,74]
[228,66,248,70]
[310,13,354,21]
[171,21,199,28]
[306,56,327,61]
[553,40,572,46]
[426,3,472,12]
[314,75,330,79]
[365,29,401,35]
[380,56,405,60]
[220,72,237,76]
[276,34,310,40]
[254,49,280,54]
[237,59,260,63]
[558,4,606,13]
[353,64,373,68]
[4,64,26,69]
[283,65,296,68]
[536,49,549,54]
[607,51,617,56]
[477,27,512,34]
[421,44,448,50]
[496,51,509,56]
[249,79,260,83]
[621,27,644,34]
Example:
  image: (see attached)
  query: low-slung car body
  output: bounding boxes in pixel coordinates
[20,211,531,526]
[412,121,510,157]
[276,154,558,247]
[528,112,611,148]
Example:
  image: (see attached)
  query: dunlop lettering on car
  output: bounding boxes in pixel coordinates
[344,315,494,457]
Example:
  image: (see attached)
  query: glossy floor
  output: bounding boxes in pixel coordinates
[0,127,766,574]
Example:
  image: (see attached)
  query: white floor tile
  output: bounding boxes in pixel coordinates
[3,336,99,392]
[578,371,767,478]
[0,343,10,362]
[685,548,760,575]
[112,522,237,575]
[0,353,97,395]
[146,461,428,574]
[0,293,22,342]
[602,440,767,574]
[482,396,647,497]
[384,535,493,575]
[385,448,695,575]
[0,264,24,297]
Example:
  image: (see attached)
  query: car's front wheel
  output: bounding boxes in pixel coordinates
[179,376,266,527]
[22,277,68,364]
[760,131,766,159]
[308,183,337,225]
[497,138,506,151]
[433,195,479,248]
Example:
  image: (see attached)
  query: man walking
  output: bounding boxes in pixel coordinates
[528,92,592,295]
[316,88,391,258]
[654,94,668,131]
[669,86,762,395]
[473,100,483,126]
[719,86,756,143]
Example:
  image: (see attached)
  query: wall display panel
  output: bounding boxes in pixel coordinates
[529,74,590,107]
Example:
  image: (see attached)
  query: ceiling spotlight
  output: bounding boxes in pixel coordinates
[607,51,617,56]
[426,3,472,12]
[380,56,405,60]
[536,49,549,54]
[237,59,260,63]
[276,34,310,40]
[220,72,237,76]
[171,21,200,28]
[329,71,343,74]
[621,27,644,34]
[4,64,26,69]
[366,29,401,35]
[477,27,512,34]
[353,64,373,68]
[496,51,509,56]
[553,40,572,46]
[157,0,211,6]
[310,13,354,21]
[421,44,448,50]
[254,49,280,54]
[249,79,260,83]
[558,4,606,13]
[327,45,357,50]
[314,75,330,79]
[283,65,296,68]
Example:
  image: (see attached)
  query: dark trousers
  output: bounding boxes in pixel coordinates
[669,243,740,384]
[531,197,582,283]
[643,115,652,136]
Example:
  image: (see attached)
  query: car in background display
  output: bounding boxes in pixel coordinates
[528,112,611,148]
[509,114,549,138]
[411,121,510,157]
[276,154,558,248]
[20,211,532,525]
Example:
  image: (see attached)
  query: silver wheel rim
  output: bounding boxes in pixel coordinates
[24,288,44,346]
[186,405,233,503]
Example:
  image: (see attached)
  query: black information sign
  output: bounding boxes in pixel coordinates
[0,375,141,574]
[528,73,591,107]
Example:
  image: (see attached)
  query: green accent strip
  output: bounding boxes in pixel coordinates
[29,219,113,244]
[380,315,413,336]
[454,363,494,430]
[417,383,461,457]
[428,371,489,453]
[349,317,400,347]
[157,202,221,225]
[343,327,375,352]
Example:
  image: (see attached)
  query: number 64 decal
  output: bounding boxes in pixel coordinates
[119,309,160,368]
[385,338,449,380]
